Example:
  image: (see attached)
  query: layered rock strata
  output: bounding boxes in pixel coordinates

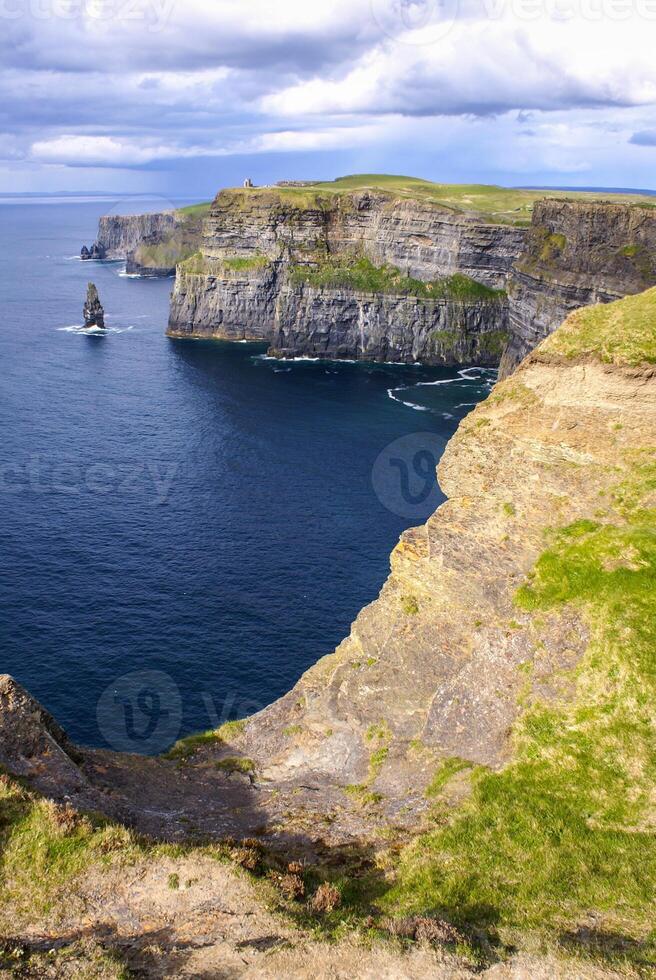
[95,211,180,260]
[229,290,656,808]
[168,188,656,368]
[168,189,520,363]
[3,290,654,839]
[500,198,656,375]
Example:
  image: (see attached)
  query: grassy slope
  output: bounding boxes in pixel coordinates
[222,175,656,226]
[383,291,656,965]
[0,773,144,930]
[176,202,212,218]
[538,287,656,366]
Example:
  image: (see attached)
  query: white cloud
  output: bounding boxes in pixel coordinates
[30,135,212,165]
[4,0,656,189]
[264,13,656,118]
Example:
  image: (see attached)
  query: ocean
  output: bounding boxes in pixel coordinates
[0,199,494,751]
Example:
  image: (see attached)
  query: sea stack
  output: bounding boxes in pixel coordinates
[83,283,105,329]
[81,241,106,261]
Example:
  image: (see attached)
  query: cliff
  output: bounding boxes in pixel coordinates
[199,188,525,287]
[500,198,656,375]
[168,188,519,363]
[95,211,180,260]
[82,204,209,275]
[168,184,656,369]
[1,288,655,970]
[270,281,507,364]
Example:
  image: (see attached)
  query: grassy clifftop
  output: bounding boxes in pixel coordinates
[535,286,656,366]
[218,175,656,225]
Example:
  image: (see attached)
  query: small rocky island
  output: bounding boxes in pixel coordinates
[80,241,106,260]
[83,282,105,329]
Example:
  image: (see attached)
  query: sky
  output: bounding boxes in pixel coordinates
[2,0,656,196]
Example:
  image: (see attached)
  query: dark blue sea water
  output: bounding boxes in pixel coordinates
[0,199,494,752]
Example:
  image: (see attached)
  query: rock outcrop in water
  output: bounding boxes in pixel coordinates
[78,181,655,367]
[83,282,105,329]
[80,241,106,261]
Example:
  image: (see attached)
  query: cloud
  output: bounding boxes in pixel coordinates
[2,0,656,190]
[30,135,209,166]
[28,122,389,166]
[264,16,656,119]
[630,131,656,146]
[0,0,378,74]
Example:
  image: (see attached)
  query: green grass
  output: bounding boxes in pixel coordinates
[132,239,197,270]
[290,256,504,301]
[425,758,474,799]
[177,252,269,276]
[217,718,247,739]
[165,718,247,761]
[214,757,254,775]
[538,286,656,366]
[401,595,420,615]
[366,722,392,743]
[176,202,212,218]
[477,329,510,358]
[165,729,222,761]
[384,458,656,953]
[344,785,383,807]
[0,774,144,927]
[221,175,656,226]
[538,231,567,262]
[222,255,270,272]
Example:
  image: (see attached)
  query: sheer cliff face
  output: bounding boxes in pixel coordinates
[232,289,656,814]
[271,285,507,365]
[168,189,522,363]
[201,190,525,288]
[169,260,508,364]
[500,199,656,376]
[97,212,180,260]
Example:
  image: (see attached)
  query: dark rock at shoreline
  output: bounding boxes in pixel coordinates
[83,282,105,329]
[81,241,106,261]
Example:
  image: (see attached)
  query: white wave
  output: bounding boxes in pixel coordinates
[387,365,495,415]
[387,387,431,411]
[57,324,134,335]
[413,377,461,388]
